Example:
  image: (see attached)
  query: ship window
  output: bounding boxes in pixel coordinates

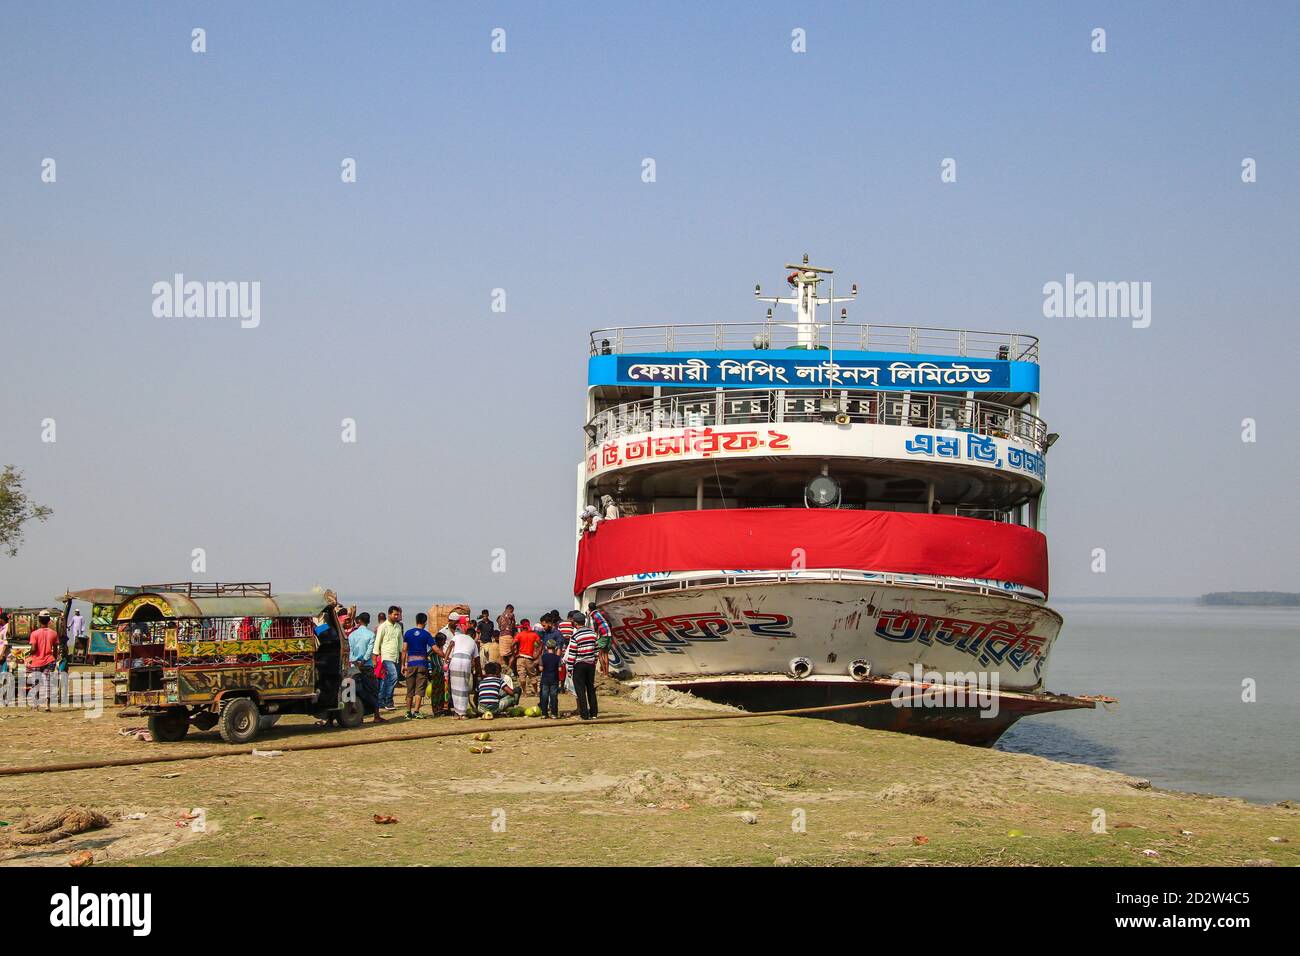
[680,400,713,425]
[725,399,764,422]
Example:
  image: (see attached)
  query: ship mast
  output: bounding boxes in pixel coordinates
[754,253,857,349]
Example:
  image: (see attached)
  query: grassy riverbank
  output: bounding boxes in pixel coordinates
[1,675,1296,867]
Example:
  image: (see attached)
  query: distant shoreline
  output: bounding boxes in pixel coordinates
[1199,591,1300,607]
[1052,596,1197,604]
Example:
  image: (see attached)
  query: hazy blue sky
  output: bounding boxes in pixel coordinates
[2,2,1297,607]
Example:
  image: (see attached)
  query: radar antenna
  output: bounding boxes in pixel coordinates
[753,253,857,351]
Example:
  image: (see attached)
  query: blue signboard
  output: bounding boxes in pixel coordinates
[588,350,1038,393]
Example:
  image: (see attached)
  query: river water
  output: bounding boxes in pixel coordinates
[997,601,1299,804]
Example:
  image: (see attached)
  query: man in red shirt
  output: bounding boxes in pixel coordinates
[26,612,60,711]
[513,619,542,696]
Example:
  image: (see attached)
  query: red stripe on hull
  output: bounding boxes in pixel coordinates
[575,509,1049,596]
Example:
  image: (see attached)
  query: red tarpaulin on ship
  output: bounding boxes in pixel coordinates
[573,509,1049,596]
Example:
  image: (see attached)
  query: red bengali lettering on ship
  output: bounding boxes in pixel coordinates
[588,427,792,473]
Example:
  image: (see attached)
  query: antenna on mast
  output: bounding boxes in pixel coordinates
[754,254,857,350]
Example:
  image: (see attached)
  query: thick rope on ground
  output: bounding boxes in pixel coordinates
[0,805,111,845]
[0,694,924,778]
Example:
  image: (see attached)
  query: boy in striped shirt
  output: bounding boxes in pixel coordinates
[562,612,600,720]
[556,612,576,651]
[556,612,577,694]
[475,662,518,715]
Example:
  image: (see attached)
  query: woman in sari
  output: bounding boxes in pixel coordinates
[427,631,450,715]
[447,616,479,719]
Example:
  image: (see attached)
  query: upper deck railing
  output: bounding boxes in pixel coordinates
[590,322,1040,363]
[585,387,1049,453]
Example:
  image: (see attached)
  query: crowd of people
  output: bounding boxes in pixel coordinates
[336,602,615,724]
[2,600,620,723]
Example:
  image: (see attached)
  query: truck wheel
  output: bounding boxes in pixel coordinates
[147,709,189,743]
[218,698,261,745]
[336,699,365,728]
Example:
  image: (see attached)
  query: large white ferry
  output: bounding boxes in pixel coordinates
[575,257,1104,745]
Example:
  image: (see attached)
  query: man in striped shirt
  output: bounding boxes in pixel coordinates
[562,612,600,720]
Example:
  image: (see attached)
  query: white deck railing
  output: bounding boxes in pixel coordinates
[585,387,1048,452]
[609,569,1042,605]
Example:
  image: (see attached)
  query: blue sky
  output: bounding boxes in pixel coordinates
[2,1,1297,606]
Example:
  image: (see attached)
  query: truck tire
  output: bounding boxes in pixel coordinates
[147,709,189,743]
[336,699,365,728]
[218,697,261,745]
[257,714,280,731]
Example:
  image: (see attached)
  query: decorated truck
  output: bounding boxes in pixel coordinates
[112,582,362,744]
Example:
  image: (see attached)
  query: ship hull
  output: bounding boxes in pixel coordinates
[600,577,1069,745]
[644,676,1090,746]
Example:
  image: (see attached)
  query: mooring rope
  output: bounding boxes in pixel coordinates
[0,694,926,778]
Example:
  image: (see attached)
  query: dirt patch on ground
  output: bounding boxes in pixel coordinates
[604,769,774,808]
[594,673,636,698]
[626,682,742,712]
[444,771,624,796]
[0,806,216,867]
[872,782,1007,810]
[595,672,739,712]
[996,754,1152,795]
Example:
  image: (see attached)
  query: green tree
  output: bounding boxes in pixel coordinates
[0,465,53,556]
